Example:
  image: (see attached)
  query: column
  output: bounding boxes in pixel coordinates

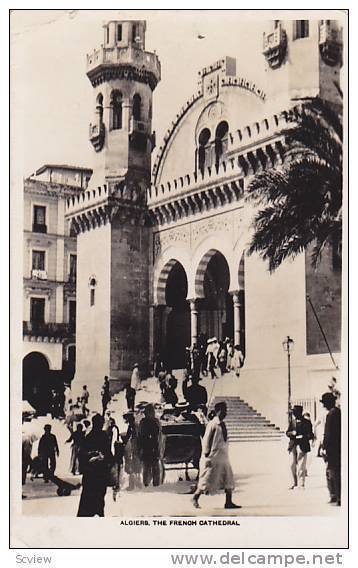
[189,299,199,347]
[55,286,64,323]
[232,291,241,346]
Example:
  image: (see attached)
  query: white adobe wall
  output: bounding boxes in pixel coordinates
[73,224,111,410]
[238,251,307,429]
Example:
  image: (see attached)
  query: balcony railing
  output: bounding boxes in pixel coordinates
[31,269,47,280]
[262,23,287,69]
[319,21,342,66]
[129,117,148,134]
[89,122,105,152]
[32,223,47,234]
[23,321,75,339]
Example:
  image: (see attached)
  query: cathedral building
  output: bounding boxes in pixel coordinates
[65,18,343,428]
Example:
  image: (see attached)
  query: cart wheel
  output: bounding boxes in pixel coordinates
[63,487,71,496]
[57,487,64,496]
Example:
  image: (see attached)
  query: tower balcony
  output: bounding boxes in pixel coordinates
[89,121,105,152]
[263,24,287,69]
[86,45,161,88]
[319,21,342,66]
[129,117,149,135]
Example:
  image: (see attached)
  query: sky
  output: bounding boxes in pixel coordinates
[10,9,273,178]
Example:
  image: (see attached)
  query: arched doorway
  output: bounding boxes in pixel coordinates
[22,352,51,414]
[196,250,233,341]
[156,260,190,370]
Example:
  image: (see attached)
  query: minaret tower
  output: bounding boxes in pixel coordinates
[66,20,160,403]
[262,18,343,111]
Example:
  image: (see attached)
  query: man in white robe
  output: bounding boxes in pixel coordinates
[192,401,241,509]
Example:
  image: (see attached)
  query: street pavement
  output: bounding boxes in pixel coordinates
[22,423,341,518]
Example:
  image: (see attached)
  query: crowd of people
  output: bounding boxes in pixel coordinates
[22,361,342,515]
[155,335,245,383]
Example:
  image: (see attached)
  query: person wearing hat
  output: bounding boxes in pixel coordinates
[182,374,208,412]
[101,376,111,416]
[126,382,137,411]
[77,413,112,517]
[130,363,141,392]
[38,424,60,483]
[206,338,218,380]
[138,404,162,487]
[162,375,179,408]
[320,392,341,506]
[122,411,142,491]
[286,405,314,489]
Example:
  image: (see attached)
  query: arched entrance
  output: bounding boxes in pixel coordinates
[155,260,190,370]
[196,250,234,341]
[22,352,51,414]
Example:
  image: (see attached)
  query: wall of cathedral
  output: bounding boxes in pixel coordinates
[156,87,267,185]
[109,217,150,387]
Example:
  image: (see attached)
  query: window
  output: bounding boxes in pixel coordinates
[132,24,138,42]
[294,20,309,39]
[214,121,229,168]
[110,91,122,130]
[33,205,47,233]
[30,297,45,325]
[133,94,141,121]
[89,276,97,307]
[32,250,45,270]
[69,300,76,331]
[69,254,77,282]
[117,24,122,41]
[96,93,103,123]
[198,128,211,175]
[106,26,109,44]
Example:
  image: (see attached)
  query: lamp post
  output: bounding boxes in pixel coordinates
[282,336,294,418]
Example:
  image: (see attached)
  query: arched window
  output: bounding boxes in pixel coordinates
[89,276,97,307]
[110,91,122,130]
[133,94,141,121]
[96,93,103,124]
[215,121,229,168]
[198,128,211,175]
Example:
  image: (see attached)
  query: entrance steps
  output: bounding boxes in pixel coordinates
[156,369,285,442]
[211,395,284,442]
[197,367,284,442]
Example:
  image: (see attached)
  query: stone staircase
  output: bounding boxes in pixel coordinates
[212,395,284,442]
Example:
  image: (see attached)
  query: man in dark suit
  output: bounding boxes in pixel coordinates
[286,405,314,489]
[321,392,341,506]
[77,413,112,517]
[38,424,59,482]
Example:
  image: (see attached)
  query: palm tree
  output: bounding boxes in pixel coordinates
[245,98,342,272]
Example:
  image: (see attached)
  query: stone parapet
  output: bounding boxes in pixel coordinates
[86,45,161,89]
[148,110,293,211]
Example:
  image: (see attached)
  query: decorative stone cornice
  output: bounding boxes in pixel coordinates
[148,179,244,227]
[65,181,148,235]
[88,63,160,91]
